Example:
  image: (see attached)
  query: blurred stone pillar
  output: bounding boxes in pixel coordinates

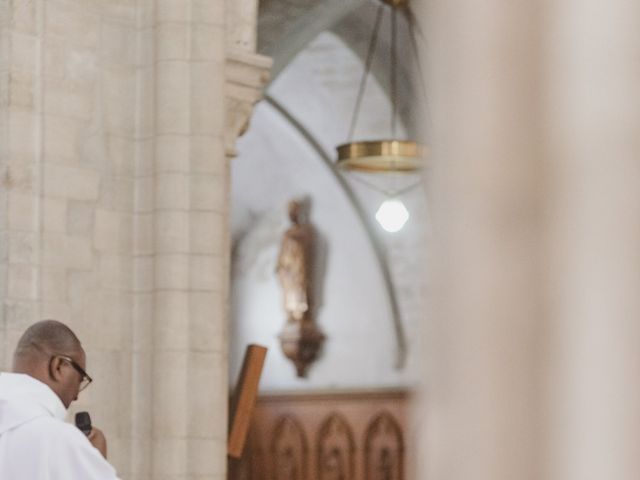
[423,2,545,479]
[543,0,640,478]
[423,0,640,479]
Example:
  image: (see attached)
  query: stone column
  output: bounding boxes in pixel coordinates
[226,0,259,51]
[422,1,640,479]
[224,0,272,160]
[136,1,231,479]
[224,51,272,159]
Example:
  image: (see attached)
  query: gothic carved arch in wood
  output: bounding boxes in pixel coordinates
[316,412,356,480]
[271,414,309,480]
[364,411,404,480]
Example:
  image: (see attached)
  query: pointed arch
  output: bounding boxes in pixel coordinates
[271,415,309,480]
[316,412,356,480]
[364,411,404,480]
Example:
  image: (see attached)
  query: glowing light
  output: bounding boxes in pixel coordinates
[375,199,409,233]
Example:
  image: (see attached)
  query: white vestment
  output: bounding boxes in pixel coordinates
[0,372,121,479]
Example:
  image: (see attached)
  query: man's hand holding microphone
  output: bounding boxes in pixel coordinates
[76,412,108,459]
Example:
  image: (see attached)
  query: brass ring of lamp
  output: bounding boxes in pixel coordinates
[336,140,426,173]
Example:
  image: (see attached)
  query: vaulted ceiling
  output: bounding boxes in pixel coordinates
[257,0,423,137]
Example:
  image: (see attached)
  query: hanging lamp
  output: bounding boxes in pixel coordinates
[336,0,426,173]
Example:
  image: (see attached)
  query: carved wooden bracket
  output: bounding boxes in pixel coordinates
[279,319,325,378]
[225,49,273,158]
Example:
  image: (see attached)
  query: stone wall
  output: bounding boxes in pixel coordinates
[0,1,269,479]
[1,2,139,476]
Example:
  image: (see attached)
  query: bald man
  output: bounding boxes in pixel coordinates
[0,320,120,479]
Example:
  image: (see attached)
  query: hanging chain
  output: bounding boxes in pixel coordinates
[347,3,385,142]
[404,6,427,102]
[391,5,398,138]
[404,6,432,138]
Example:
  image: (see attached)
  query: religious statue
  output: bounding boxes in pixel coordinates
[276,199,325,377]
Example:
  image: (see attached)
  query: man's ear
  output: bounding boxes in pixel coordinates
[48,356,64,382]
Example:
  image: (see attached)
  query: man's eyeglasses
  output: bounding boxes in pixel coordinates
[55,355,93,391]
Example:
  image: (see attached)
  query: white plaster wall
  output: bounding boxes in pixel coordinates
[230,32,427,390]
[231,102,403,389]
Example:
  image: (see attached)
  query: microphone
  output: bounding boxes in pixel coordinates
[75,411,92,436]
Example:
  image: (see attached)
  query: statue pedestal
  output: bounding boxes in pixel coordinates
[279,319,325,378]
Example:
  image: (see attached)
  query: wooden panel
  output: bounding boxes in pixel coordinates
[229,390,409,480]
[228,344,268,458]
